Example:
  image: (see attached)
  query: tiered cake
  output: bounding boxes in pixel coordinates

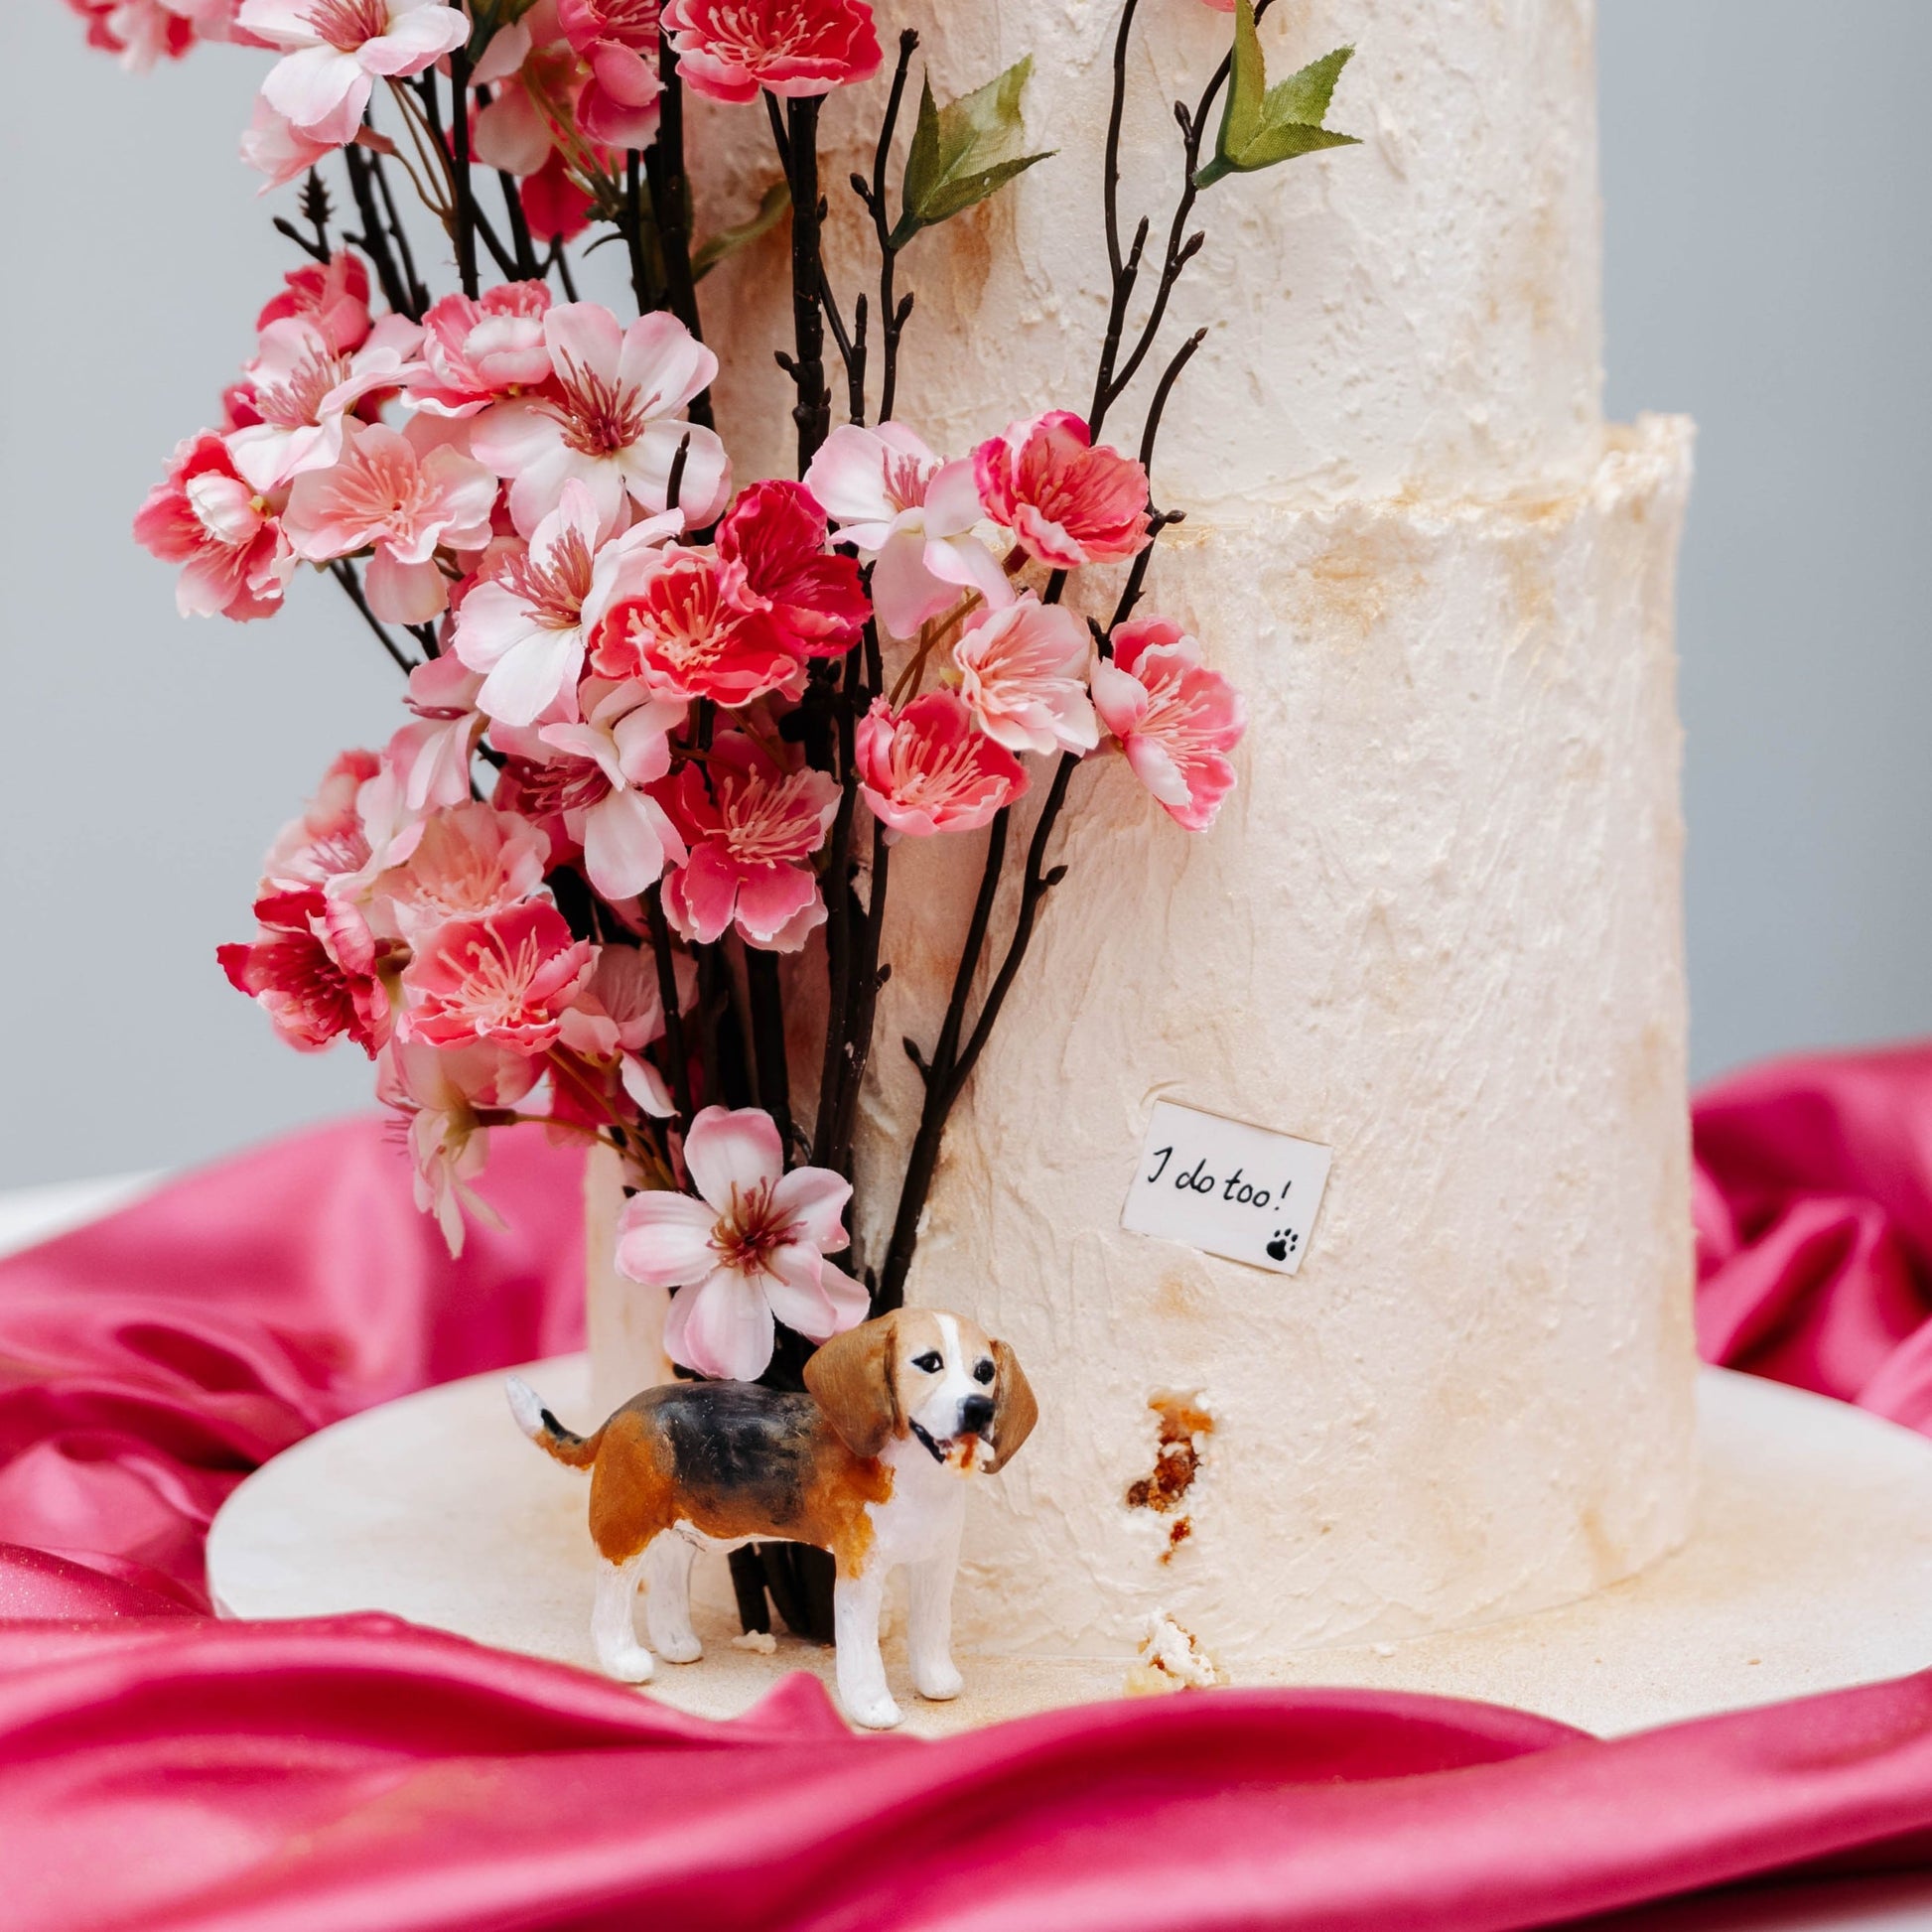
[625,0,1701,1666]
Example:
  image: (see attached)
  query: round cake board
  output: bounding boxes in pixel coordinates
[207,1363,1932,1738]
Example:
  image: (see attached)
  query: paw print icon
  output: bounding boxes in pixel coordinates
[1266,1228,1300,1263]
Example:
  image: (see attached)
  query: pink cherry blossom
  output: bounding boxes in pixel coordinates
[973,411,1151,569]
[451,481,681,726]
[414,283,555,418]
[614,1105,870,1381]
[471,305,730,537]
[236,0,470,146]
[855,690,1029,838]
[369,801,551,941]
[951,595,1099,758]
[520,150,599,242]
[588,549,804,707]
[260,747,382,894]
[558,940,686,1060]
[400,899,597,1053]
[452,484,606,725]
[803,422,1009,638]
[282,420,499,623]
[377,1037,541,1255]
[661,732,839,952]
[535,681,689,899]
[716,480,869,654]
[558,0,665,146]
[663,0,880,106]
[225,313,425,493]
[555,942,684,1122]
[219,889,394,1054]
[473,6,583,176]
[258,250,371,353]
[69,0,238,69]
[239,96,340,187]
[133,432,295,621]
[381,655,485,814]
[1091,618,1246,832]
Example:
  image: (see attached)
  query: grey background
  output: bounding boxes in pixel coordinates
[2,2,1927,1187]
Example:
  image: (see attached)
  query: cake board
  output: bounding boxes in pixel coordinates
[207,1363,1932,1738]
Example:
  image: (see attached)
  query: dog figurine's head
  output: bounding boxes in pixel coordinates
[804,1310,1037,1473]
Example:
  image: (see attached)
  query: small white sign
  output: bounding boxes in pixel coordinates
[1120,1100,1333,1276]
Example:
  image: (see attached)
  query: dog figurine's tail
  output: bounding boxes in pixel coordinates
[505,1375,603,1469]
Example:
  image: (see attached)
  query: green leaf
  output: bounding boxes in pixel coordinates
[1195,0,1359,191]
[692,179,791,281]
[893,57,1055,249]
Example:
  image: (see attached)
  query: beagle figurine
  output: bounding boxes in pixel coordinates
[505,1308,1036,1729]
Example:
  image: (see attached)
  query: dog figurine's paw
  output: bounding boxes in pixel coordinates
[845,1691,904,1731]
[913,1660,964,1702]
[653,1632,703,1665]
[596,1637,655,1683]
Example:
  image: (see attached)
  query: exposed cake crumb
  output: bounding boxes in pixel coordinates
[1125,1391,1212,1512]
[1127,1391,1212,1562]
[1124,1611,1227,1696]
[730,1629,777,1654]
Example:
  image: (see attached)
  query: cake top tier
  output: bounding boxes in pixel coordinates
[703,0,1606,508]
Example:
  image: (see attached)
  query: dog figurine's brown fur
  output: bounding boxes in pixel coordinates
[507,1308,1036,1728]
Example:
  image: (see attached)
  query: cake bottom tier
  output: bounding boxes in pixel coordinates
[842,418,1699,1662]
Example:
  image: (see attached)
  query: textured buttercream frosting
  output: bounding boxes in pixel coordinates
[588,0,1701,1662]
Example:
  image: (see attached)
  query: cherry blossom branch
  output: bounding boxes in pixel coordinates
[774,94,833,472]
[1088,0,1270,438]
[827,824,891,1184]
[849,29,918,424]
[399,71,519,282]
[448,46,481,297]
[642,886,694,1127]
[273,177,332,264]
[545,235,581,301]
[496,163,540,278]
[622,150,653,318]
[643,51,713,429]
[874,11,1228,1309]
[876,802,1012,1308]
[327,561,417,675]
[744,949,793,1156]
[364,144,431,315]
[811,658,862,1172]
[342,140,417,317]
[469,84,542,280]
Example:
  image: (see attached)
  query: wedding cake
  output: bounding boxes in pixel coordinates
[630,0,1698,1667]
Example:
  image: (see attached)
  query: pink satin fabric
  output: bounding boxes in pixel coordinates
[1696,1043,1932,1429]
[0,1047,1929,1930]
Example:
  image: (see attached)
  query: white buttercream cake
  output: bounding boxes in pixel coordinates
[593,0,1698,1671]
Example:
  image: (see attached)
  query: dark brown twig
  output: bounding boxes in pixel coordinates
[642,886,694,1127]
[328,561,417,675]
[853,31,918,422]
[448,48,480,297]
[644,46,714,428]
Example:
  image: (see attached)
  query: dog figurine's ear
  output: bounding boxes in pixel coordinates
[805,1312,901,1458]
[985,1338,1037,1472]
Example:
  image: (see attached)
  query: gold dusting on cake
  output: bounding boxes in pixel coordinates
[1289,524,1426,647]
